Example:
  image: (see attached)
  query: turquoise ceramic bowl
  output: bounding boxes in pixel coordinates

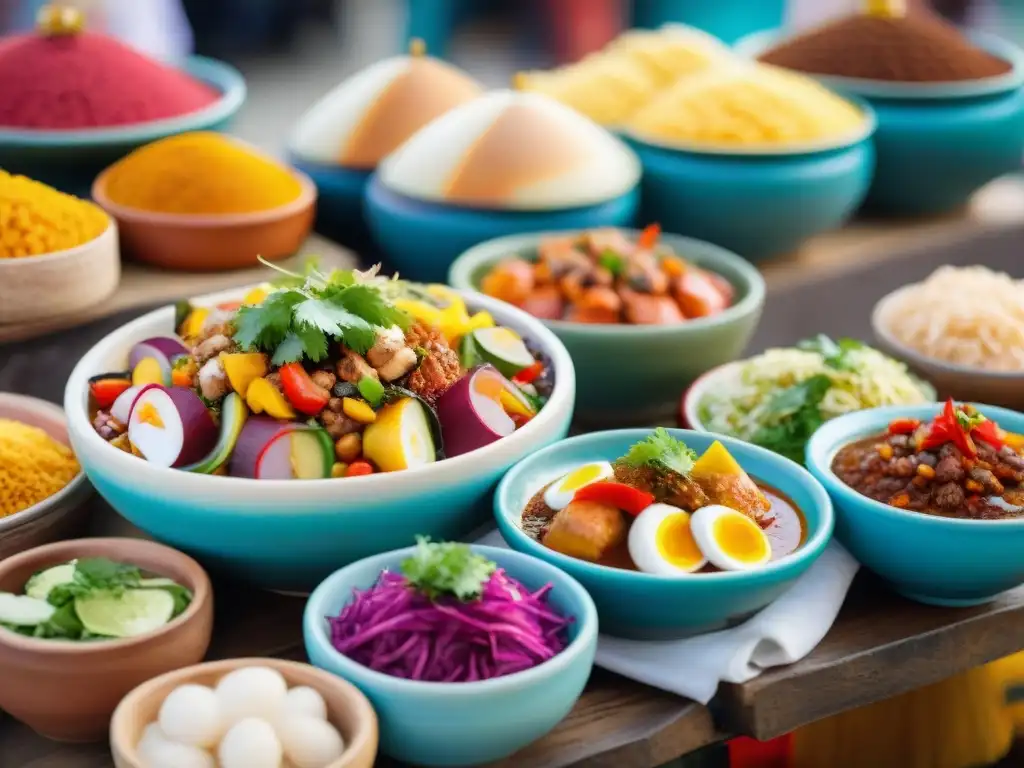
[0,56,246,196]
[62,287,575,593]
[495,429,834,639]
[449,230,765,426]
[736,31,1024,215]
[632,0,786,45]
[364,175,640,283]
[806,403,1024,607]
[625,109,876,261]
[304,544,598,766]
[289,156,374,253]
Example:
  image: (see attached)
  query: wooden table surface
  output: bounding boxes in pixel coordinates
[5,178,1024,767]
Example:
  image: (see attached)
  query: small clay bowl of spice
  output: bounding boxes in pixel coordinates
[0,393,92,561]
[0,537,213,742]
[92,132,316,272]
[738,0,1024,215]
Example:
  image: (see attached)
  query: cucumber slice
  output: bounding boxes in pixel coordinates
[0,592,56,626]
[24,562,77,601]
[74,588,175,638]
[472,327,535,378]
[182,392,248,474]
[289,428,334,479]
[458,333,481,369]
[383,387,444,460]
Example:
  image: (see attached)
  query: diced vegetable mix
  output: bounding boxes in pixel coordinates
[480,226,735,325]
[327,538,572,682]
[88,260,551,479]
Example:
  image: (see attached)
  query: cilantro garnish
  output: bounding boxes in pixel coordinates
[797,335,864,371]
[955,407,986,432]
[598,249,625,277]
[620,427,698,477]
[232,257,409,364]
[749,374,832,464]
[400,537,496,602]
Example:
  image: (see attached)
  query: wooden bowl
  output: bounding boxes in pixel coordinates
[0,393,93,561]
[0,537,213,742]
[0,221,119,324]
[92,165,316,272]
[111,657,379,768]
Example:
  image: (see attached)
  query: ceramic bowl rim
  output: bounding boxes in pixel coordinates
[495,428,834,584]
[304,544,598,694]
[63,286,576,500]
[92,152,318,228]
[624,93,877,157]
[0,393,89,536]
[807,402,1024,528]
[871,284,1024,381]
[449,229,766,336]
[0,56,247,147]
[734,29,1024,100]
[0,537,212,653]
[0,218,117,269]
[111,656,378,768]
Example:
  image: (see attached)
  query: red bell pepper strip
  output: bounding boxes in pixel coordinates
[887,417,920,436]
[279,362,330,416]
[512,361,544,385]
[637,222,661,251]
[971,418,1005,451]
[572,481,655,517]
[89,378,132,410]
[918,399,977,458]
[217,301,242,311]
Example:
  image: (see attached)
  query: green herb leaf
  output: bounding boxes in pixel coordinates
[271,332,311,366]
[400,536,496,601]
[797,335,865,372]
[329,284,409,335]
[620,427,698,476]
[749,374,832,464]
[598,250,625,277]
[233,291,305,352]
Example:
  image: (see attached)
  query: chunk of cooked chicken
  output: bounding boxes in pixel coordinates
[377,346,418,382]
[367,326,406,368]
[542,500,626,562]
[198,357,230,401]
[336,349,378,383]
[613,463,709,510]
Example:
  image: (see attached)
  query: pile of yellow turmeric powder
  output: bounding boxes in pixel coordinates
[0,171,108,258]
[102,131,304,215]
[0,418,80,518]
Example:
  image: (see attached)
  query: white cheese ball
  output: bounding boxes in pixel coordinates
[157,683,224,748]
[218,717,283,768]
[137,723,215,768]
[215,666,288,725]
[281,686,328,721]
[277,715,346,768]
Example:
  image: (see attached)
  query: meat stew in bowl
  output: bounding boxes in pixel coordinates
[831,399,1024,520]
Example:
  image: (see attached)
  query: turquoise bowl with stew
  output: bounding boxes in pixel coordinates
[304,544,598,766]
[735,31,1024,216]
[62,287,575,594]
[449,229,765,427]
[807,403,1024,607]
[624,105,876,261]
[495,429,834,639]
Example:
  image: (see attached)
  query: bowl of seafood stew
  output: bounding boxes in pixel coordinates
[807,401,1024,606]
[495,428,833,638]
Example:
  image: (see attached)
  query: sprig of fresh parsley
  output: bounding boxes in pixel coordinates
[400,537,496,602]
[749,374,832,464]
[233,258,409,365]
[620,427,698,476]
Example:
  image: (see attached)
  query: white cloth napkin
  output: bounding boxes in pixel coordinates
[476,530,860,704]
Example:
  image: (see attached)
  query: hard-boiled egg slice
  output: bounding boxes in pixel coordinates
[627,503,707,575]
[543,461,615,510]
[690,504,771,572]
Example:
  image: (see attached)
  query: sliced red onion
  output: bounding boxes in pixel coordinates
[436,364,517,458]
[229,416,299,479]
[128,337,191,380]
[127,386,218,468]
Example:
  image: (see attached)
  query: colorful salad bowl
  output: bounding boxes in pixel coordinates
[495,429,834,639]
[304,544,598,766]
[735,31,1024,215]
[449,229,765,426]
[63,287,575,593]
[807,403,1024,607]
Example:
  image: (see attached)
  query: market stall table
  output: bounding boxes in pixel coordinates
[3,178,1024,767]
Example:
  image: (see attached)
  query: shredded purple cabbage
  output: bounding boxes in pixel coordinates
[327,569,572,682]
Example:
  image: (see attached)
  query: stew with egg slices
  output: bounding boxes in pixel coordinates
[481,225,734,325]
[831,400,1024,520]
[521,429,805,575]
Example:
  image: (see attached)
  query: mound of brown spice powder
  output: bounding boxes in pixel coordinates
[758,13,1012,83]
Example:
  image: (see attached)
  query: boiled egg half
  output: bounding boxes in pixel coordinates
[543,461,615,510]
[628,503,707,575]
[690,504,772,572]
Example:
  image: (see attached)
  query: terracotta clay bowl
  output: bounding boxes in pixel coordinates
[0,537,213,742]
[111,657,379,768]
[91,165,316,272]
[0,393,93,561]
[0,220,120,325]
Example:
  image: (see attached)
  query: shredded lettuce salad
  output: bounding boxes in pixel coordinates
[698,336,935,464]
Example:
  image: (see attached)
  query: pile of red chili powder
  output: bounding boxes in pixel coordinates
[758,11,1012,83]
[0,31,220,130]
